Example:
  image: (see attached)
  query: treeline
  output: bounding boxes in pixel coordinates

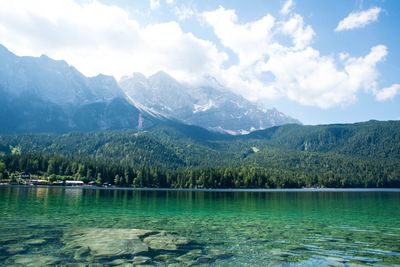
[245,120,400,159]
[0,132,188,168]
[1,153,399,188]
[1,120,400,188]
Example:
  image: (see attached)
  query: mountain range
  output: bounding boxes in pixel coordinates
[120,72,299,134]
[0,44,149,133]
[0,44,299,134]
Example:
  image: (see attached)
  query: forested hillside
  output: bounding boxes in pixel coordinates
[244,120,400,159]
[0,120,399,188]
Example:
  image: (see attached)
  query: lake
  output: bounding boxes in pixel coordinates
[0,186,399,266]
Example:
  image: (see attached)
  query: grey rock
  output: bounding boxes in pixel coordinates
[206,248,233,260]
[132,256,152,265]
[154,253,178,262]
[24,238,47,245]
[143,231,190,251]
[6,244,27,254]
[109,258,132,266]
[62,228,151,259]
[73,246,92,261]
[11,254,59,266]
[120,71,300,134]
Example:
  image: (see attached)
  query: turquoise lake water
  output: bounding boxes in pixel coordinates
[0,186,399,266]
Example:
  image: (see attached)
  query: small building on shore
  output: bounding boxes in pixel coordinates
[21,172,30,180]
[65,180,84,186]
[30,180,49,185]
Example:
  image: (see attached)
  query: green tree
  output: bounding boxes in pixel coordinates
[114,174,121,185]
[124,169,130,185]
[48,174,57,182]
[96,173,103,185]
[11,145,21,156]
[0,161,5,174]
[9,173,18,184]
[86,169,93,181]
[47,159,56,175]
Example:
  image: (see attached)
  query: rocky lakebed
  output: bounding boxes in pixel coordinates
[1,227,232,266]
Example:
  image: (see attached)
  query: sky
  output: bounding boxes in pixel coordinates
[0,0,399,124]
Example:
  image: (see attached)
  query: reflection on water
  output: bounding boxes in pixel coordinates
[0,186,399,266]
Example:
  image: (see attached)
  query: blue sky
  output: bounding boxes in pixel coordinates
[0,0,399,124]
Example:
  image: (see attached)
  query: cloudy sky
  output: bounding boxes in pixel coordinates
[0,0,399,124]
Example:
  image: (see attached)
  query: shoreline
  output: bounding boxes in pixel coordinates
[1,184,400,192]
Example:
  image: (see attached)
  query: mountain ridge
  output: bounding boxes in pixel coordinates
[0,44,153,133]
[120,71,300,134]
[0,43,299,134]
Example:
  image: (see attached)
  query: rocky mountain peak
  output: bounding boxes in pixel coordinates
[119,71,300,133]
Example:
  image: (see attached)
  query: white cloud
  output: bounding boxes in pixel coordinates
[281,0,294,15]
[203,5,392,108]
[203,6,274,67]
[375,84,400,101]
[0,0,395,109]
[166,0,175,5]
[174,5,196,21]
[280,14,315,49]
[335,7,381,32]
[202,6,278,101]
[339,52,350,61]
[149,0,160,10]
[262,44,387,108]
[0,0,226,81]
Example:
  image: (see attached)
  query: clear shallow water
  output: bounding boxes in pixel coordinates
[0,186,400,266]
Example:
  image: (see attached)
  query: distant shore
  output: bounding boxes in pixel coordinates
[1,184,400,193]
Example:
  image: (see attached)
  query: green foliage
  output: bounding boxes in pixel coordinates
[244,120,400,159]
[0,161,5,174]
[11,145,21,156]
[96,173,103,185]
[0,120,399,188]
[114,174,121,185]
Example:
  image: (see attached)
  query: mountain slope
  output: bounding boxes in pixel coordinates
[1,120,399,188]
[120,71,300,134]
[0,44,156,133]
[2,120,398,166]
[242,120,400,159]
[0,45,124,105]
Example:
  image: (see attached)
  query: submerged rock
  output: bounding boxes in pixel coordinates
[206,248,233,259]
[154,253,178,262]
[109,258,132,266]
[11,254,59,266]
[61,228,231,265]
[176,249,203,265]
[5,244,27,254]
[63,229,151,259]
[132,256,152,265]
[143,231,190,251]
[73,246,92,261]
[24,238,47,245]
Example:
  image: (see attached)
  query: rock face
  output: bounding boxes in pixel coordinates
[0,44,155,133]
[60,228,232,266]
[0,43,300,134]
[0,45,124,105]
[120,71,300,134]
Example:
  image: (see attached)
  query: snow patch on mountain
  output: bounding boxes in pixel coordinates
[120,71,301,133]
[193,100,216,113]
